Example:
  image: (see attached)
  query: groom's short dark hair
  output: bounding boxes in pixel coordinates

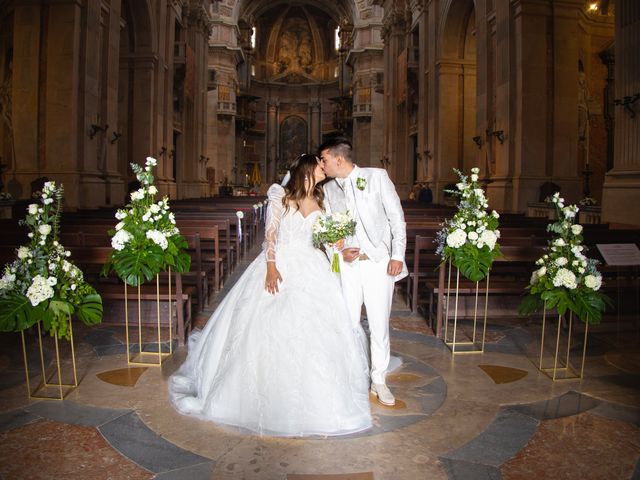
[318,137,353,163]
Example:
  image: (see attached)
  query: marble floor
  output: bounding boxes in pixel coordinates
[0,253,639,479]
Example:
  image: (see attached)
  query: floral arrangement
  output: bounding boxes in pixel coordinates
[0,182,103,339]
[103,157,190,286]
[436,167,501,282]
[519,193,610,324]
[312,212,357,273]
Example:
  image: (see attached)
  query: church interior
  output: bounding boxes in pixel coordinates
[0,0,639,479]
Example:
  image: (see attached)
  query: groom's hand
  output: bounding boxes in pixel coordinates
[387,259,403,276]
[265,263,283,294]
[342,248,360,263]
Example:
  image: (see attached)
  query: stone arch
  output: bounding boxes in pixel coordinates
[437,0,478,180]
[118,0,156,196]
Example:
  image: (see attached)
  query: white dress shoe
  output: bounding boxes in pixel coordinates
[370,383,395,406]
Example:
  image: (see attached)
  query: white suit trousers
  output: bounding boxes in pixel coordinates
[340,255,395,385]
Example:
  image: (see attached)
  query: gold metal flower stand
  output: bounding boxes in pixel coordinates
[21,319,78,401]
[443,259,489,354]
[538,307,589,381]
[124,269,173,366]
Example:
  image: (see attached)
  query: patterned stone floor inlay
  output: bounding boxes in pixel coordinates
[96,367,149,387]
[287,473,374,480]
[0,419,153,480]
[501,412,640,480]
[478,364,528,384]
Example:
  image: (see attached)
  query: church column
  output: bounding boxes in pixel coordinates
[601,0,640,225]
[11,2,42,198]
[309,101,321,153]
[267,100,278,182]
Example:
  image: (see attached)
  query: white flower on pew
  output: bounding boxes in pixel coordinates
[146,230,168,250]
[236,211,244,219]
[112,229,132,250]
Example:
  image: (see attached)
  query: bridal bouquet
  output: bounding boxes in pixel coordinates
[312,212,357,273]
[103,157,190,286]
[519,193,610,324]
[436,167,501,282]
[0,182,103,340]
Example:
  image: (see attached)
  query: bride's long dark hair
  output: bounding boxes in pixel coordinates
[283,153,325,213]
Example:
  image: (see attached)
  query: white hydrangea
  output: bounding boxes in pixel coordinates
[146,230,168,250]
[480,230,498,250]
[112,229,132,250]
[446,229,467,248]
[571,224,583,235]
[0,271,16,291]
[584,274,602,291]
[39,224,52,236]
[26,275,55,306]
[555,257,568,266]
[130,189,145,202]
[553,268,577,290]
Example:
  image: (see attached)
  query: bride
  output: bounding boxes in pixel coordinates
[168,153,372,436]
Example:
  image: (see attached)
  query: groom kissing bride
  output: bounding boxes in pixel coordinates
[168,142,407,437]
[319,137,408,407]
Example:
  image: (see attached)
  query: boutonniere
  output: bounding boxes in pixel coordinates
[356,177,366,191]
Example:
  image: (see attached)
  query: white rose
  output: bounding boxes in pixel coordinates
[471,167,480,174]
[115,210,127,220]
[571,224,583,235]
[146,156,157,167]
[47,277,57,286]
[471,174,479,182]
[43,198,54,205]
[468,231,479,241]
[555,257,568,266]
[71,284,76,291]
[584,274,602,291]
[456,183,465,191]
[28,204,38,215]
[492,210,500,219]
[537,266,547,276]
[150,204,161,214]
[17,247,30,259]
[115,221,125,231]
[39,224,52,236]
[148,186,158,195]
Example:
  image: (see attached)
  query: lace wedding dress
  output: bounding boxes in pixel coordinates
[168,184,372,436]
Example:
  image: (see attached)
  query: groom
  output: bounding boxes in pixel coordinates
[319,137,407,406]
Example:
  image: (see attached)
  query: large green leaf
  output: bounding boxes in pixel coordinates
[518,293,544,317]
[76,292,103,326]
[453,244,493,282]
[112,248,163,286]
[0,294,43,332]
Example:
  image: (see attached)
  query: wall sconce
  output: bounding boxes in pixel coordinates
[614,93,639,119]
[110,131,122,144]
[472,136,483,148]
[486,128,505,144]
[158,146,167,157]
[88,123,108,139]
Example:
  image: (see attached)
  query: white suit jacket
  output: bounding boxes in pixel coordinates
[323,166,408,281]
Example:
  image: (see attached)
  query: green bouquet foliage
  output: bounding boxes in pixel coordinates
[103,157,190,286]
[518,193,611,324]
[436,168,501,282]
[0,182,103,339]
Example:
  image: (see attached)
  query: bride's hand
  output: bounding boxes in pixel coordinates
[333,239,345,251]
[265,263,283,294]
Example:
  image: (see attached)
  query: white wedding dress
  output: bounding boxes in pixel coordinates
[168,184,372,436]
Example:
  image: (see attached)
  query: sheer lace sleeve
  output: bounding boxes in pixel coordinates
[262,184,285,262]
